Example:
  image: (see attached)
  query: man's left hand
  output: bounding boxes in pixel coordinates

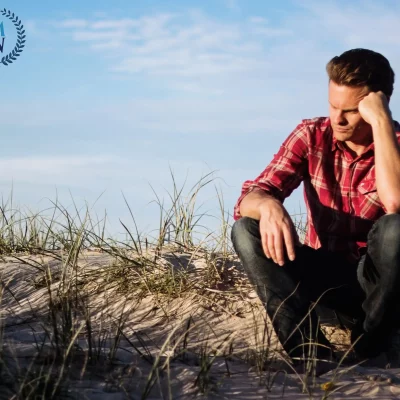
[358,91,392,126]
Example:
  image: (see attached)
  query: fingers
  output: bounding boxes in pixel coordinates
[261,224,298,266]
[262,228,284,266]
[261,232,271,260]
[268,232,277,265]
[274,231,285,266]
[282,225,296,262]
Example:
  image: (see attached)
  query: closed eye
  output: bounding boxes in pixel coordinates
[329,102,358,113]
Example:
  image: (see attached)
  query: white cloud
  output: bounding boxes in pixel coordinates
[71,30,136,42]
[251,25,292,37]
[248,16,268,24]
[247,16,292,37]
[0,156,120,186]
[58,19,88,29]
[90,19,139,30]
[91,40,127,50]
[36,3,400,96]
[57,11,290,84]
[299,1,400,46]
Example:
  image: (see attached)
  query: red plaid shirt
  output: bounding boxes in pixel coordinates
[234,117,400,262]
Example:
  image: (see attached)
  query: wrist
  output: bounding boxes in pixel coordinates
[370,113,393,130]
[257,196,281,213]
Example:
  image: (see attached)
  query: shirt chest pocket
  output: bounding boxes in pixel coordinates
[357,178,383,217]
[358,179,377,195]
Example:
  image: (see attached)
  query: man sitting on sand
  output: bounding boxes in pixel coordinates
[231,48,400,372]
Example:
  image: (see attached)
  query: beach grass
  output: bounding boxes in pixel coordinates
[0,173,362,400]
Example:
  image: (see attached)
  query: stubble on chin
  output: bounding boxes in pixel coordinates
[333,130,353,141]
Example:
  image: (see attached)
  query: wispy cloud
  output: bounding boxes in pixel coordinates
[32,2,400,98]
[300,1,400,47]
[57,11,290,88]
[249,17,292,37]
[54,2,400,100]
[0,156,120,186]
[58,19,88,29]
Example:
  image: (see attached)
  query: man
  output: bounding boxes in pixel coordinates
[231,48,400,372]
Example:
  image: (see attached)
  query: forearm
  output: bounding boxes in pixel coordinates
[373,116,400,213]
[239,189,283,220]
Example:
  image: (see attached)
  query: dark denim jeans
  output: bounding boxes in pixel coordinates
[231,214,400,361]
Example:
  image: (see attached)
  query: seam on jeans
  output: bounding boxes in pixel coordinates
[367,220,379,244]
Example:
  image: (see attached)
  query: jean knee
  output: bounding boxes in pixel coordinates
[231,217,260,256]
[368,214,400,251]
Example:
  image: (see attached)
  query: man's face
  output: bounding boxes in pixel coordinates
[328,80,372,144]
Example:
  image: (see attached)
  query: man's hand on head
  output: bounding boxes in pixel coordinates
[358,91,392,127]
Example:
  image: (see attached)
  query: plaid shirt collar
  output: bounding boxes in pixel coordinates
[330,124,375,154]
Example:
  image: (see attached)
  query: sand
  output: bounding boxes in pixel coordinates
[1,249,400,399]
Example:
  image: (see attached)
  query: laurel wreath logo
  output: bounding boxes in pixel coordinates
[0,9,26,66]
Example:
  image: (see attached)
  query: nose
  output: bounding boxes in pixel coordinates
[332,110,347,126]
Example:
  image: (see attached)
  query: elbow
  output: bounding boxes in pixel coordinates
[383,199,400,214]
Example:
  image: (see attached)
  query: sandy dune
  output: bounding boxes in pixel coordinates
[1,250,400,399]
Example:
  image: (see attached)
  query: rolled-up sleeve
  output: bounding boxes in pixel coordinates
[233,121,310,220]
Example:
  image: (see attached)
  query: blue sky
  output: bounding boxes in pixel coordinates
[1,0,400,241]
